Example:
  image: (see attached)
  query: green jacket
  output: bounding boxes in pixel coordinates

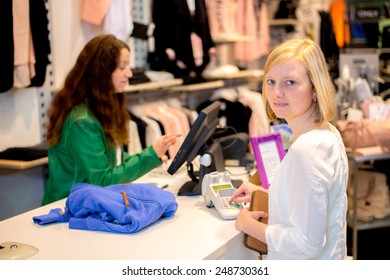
[42,104,162,205]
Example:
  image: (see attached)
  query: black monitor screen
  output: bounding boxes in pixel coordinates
[167,101,221,195]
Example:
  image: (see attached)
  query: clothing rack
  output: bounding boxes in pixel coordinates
[125,70,261,110]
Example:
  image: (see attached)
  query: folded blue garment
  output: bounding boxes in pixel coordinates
[33,208,71,225]
[33,183,178,234]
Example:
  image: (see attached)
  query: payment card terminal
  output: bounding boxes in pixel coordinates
[202,171,243,220]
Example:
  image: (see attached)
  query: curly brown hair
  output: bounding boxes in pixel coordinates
[47,34,130,146]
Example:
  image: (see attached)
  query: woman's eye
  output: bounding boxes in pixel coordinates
[118,63,129,70]
[266,79,275,85]
[286,80,295,86]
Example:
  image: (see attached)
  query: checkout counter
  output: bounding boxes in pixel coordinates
[0,164,259,260]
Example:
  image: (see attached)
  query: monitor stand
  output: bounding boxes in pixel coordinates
[177,180,200,196]
[177,161,202,196]
[177,142,224,196]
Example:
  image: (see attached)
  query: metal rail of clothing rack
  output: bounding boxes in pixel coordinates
[125,69,263,110]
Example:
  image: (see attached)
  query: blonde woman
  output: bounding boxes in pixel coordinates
[230,39,349,259]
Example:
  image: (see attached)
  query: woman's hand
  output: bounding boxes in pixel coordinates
[152,134,178,161]
[229,181,260,204]
[235,208,268,242]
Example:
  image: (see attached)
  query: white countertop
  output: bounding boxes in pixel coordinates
[0,165,258,260]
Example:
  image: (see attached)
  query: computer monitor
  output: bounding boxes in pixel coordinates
[167,101,223,196]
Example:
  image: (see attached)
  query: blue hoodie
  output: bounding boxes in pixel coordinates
[33,183,178,234]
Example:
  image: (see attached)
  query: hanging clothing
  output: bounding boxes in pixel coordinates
[0,0,14,93]
[379,20,390,48]
[128,120,143,155]
[13,0,36,88]
[197,92,252,135]
[329,0,350,48]
[81,0,133,42]
[150,0,214,81]
[81,0,112,26]
[235,0,271,62]
[205,0,237,38]
[271,0,299,46]
[295,1,321,44]
[237,86,270,137]
[129,113,148,149]
[144,103,183,158]
[235,0,259,62]
[141,116,163,147]
[29,0,51,87]
[129,101,191,159]
[160,103,191,138]
[257,1,271,58]
[1,0,50,91]
[319,11,339,78]
[128,103,164,147]
[103,0,133,42]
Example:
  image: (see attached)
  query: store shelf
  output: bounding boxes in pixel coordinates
[203,69,264,81]
[0,157,48,170]
[348,214,390,230]
[170,80,225,92]
[212,34,252,44]
[350,150,390,163]
[268,18,299,26]
[357,216,390,231]
[125,79,183,93]
[348,149,390,259]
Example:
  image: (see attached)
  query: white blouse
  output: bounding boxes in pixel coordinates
[265,124,349,259]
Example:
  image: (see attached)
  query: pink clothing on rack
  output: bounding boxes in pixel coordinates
[256,2,271,58]
[157,106,184,158]
[191,32,204,66]
[145,104,181,158]
[163,105,191,138]
[235,0,257,61]
[81,0,112,26]
[234,0,270,61]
